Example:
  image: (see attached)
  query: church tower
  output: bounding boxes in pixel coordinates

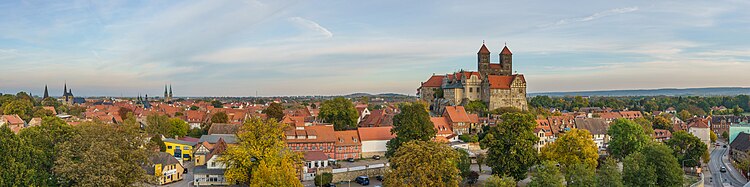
[43,85,49,99]
[499,45,513,76]
[169,85,173,100]
[477,43,491,77]
[164,85,168,101]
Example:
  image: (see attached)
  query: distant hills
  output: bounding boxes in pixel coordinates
[529,87,750,97]
[343,93,414,98]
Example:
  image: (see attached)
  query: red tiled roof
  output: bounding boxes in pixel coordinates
[478,44,490,54]
[688,119,709,128]
[486,75,515,89]
[43,106,57,115]
[3,115,24,125]
[501,46,512,55]
[444,106,471,123]
[357,126,395,141]
[304,151,329,161]
[335,130,361,146]
[421,75,445,88]
[431,117,453,135]
[468,114,479,123]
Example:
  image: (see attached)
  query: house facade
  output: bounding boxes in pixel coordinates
[357,126,395,157]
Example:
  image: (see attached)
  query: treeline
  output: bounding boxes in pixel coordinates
[529,95,750,114]
[0,92,87,121]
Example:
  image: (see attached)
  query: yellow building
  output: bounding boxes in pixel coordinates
[164,138,196,161]
[146,152,185,185]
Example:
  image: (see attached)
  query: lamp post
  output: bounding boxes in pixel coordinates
[682,158,696,171]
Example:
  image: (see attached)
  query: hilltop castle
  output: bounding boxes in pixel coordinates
[418,43,528,112]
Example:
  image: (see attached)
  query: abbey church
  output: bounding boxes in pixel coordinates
[418,43,528,112]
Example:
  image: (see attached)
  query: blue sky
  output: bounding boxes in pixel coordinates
[2,0,750,97]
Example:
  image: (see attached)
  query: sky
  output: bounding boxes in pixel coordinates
[2,0,750,97]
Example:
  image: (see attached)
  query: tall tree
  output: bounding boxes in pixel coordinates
[622,152,656,187]
[596,157,623,187]
[665,131,708,167]
[54,121,151,186]
[2,99,33,121]
[633,117,655,136]
[0,126,37,186]
[541,128,599,169]
[17,117,74,186]
[118,107,133,121]
[318,97,359,130]
[480,113,538,180]
[464,100,488,115]
[652,115,673,132]
[384,141,462,187]
[484,175,516,187]
[221,118,303,187]
[678,110,692,121]
[385,102,435,157]
[476,153,486,173]
[528,161,564,187]
[211,100,223,108]
[566,162,595,187]
[455,148,472,178]
[262,103,284,121]
[607,118,649,159]
[211,111,229,124]
[623,143,683,187]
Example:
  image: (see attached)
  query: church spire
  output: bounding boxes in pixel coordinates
[63,82,67,96]
[169,85,173,98]
[43,85,49,98]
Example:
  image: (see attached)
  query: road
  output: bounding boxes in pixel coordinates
[709,141,748,187]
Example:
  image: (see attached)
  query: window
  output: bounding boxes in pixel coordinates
[184,146,190,150]
[167,146,172,149]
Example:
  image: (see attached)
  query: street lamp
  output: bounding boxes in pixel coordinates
[682,158,696,170]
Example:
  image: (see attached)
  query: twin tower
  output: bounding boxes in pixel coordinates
[477,43,513,77]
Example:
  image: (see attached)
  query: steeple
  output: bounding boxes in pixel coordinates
[164,85,168,98]
[499,44,513,76]
[169,85,173,98]
[63,82,68,96]
[478,42,491,77]
[43,85,49,98]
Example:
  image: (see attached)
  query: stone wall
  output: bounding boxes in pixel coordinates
[332,167,388,182]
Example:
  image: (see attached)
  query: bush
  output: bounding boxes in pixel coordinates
[314,172,333,186]
[459,134,479,143]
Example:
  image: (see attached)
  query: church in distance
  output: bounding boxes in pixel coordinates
[418,43,528,112]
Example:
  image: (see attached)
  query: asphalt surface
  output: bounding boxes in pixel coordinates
[709,141,748,187]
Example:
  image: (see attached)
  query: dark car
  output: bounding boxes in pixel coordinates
[375,175,383,181]
[355,176,370,185]
[724,145,728,148]
[347,158,355,162]
[323,183,336,187]
[720,167,727,173]
[373,155,381,160]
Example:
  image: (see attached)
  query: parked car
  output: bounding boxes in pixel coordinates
[323,183,336,187]
[720,167,727,173]
[716,143,720,146]
[724,145,727,148]
[355,176,370,185]
[373,155,381,160]
[375,175,383,181]
[347,158,355,162]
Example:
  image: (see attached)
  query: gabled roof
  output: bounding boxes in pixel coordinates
[687,118,709,128]
[574,118,609,135]
[730,132,750,151]
[198,134,237,144]
[500,46,512,55]
[334,130,361,146]
[431,117,453,135]
[444,106,471,123]
[2,115,24,125]
[304,151,329,161]
[478,44,490,54]
[486,75,516,89]
[357,126,395,141]
[207,123,241,135]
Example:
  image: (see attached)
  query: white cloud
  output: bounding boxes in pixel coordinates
[542,6,639,27]
[288,16,333,38]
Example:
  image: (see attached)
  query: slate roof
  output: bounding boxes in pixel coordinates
[164,138,197,146]
[198,134,237,144]
[207,123,241,135]
[193,165,225,175]
[145,152,182,175]
[574,118,609,135]
[730,132,750,152]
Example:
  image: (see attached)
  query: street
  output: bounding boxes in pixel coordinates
[708,141,748,187]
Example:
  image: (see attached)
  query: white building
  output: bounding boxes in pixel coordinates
[357,126,395,158]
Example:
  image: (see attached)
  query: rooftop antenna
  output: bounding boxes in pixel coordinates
[482,40,485,44]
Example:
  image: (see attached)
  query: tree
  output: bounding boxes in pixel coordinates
[489,107,522,115]
[318,97,359,131]
[480,113,538,180]
[665,131,708,167]
[189,105,199,110]
[385,102,435,157]
[262,103,284,121]
[529,95,553,108]
[476,153,486,173]
[55,121,151,186]
[722,131,729,140]
[484,175,516,187]
[211,112,229,124]
[623,152,656,187]
[211,100,223,108]
[17,117,75,186]
[633,117,655,136]
[459,134,479,143]
[711,131,719,143]
[0,126,38,186]
[607,118,649,159]
[314,172,332,186]
[596,157,623,187]
[652,115,673,132]
[465,100,488,115]
[118,107,133,121]
[678,110,692,121]
[169,118,189,138]
[145,114,188,138]
[528,161,564,187]
[2,99,33,121]
[566,162,595,187]
[540,129,599,169]
[221,118,303,186]
[32,106,54,118]
[456,148,472,178]
[384,141,462,187]
[187,128,204,138]
[734,105,744,116]
[149,135,166,151]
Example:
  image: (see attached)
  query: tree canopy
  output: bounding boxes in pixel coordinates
[384,140,462,187]
[318,97,359,130]
[623,143,683,187]
[385,102,435,157]
[262,102,284,121]
[541,128,599,169]
[211,111,229,124]
[596,157,623,187]
[607,118,649,159]
[480,113,538,180]
[665,131,708,167]
[528,160,564,187]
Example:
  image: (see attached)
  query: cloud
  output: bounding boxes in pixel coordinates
[288,16,333,38]
[542,6,639,27]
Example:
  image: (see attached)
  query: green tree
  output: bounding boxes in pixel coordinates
[456,148,472,178]
[710,131,718,143]
[529,95,553,108]
[480,113,538,180]
[540,128,599,169]
[314,172,333,186]
[489,107,522,115]
[678,110,692,121]
[622,152,656,187]
[189,105,199,110]
[652,115,673,132]
[54,121,151,186]
[476,153,486,173]
[385,102,435,157]
[149,135,166,151]
[187,127,204,138]
[528,161,564,187]
[722,131,729,140]
[211,111,229,124]
[17,117,74,186]
[633,117,655,136]
[484,175,516,187]
[566,162,595,187]
[168,118,189,137]
[262,102,284,121]
[211,100,223,108]
[319,97,359,130]
[644,143,683,186]
[220,118,303,186]
[734,105,744,116]
[665,131,707,167]
[2,99,33,121]
[459,134,479,143]
[32,106,54,118]
[607,118,649,159]
[118,107,133,121]
[384,141,462,187]
[465,100,488,115]
[596,157,623,187]
[0,126,37,186]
